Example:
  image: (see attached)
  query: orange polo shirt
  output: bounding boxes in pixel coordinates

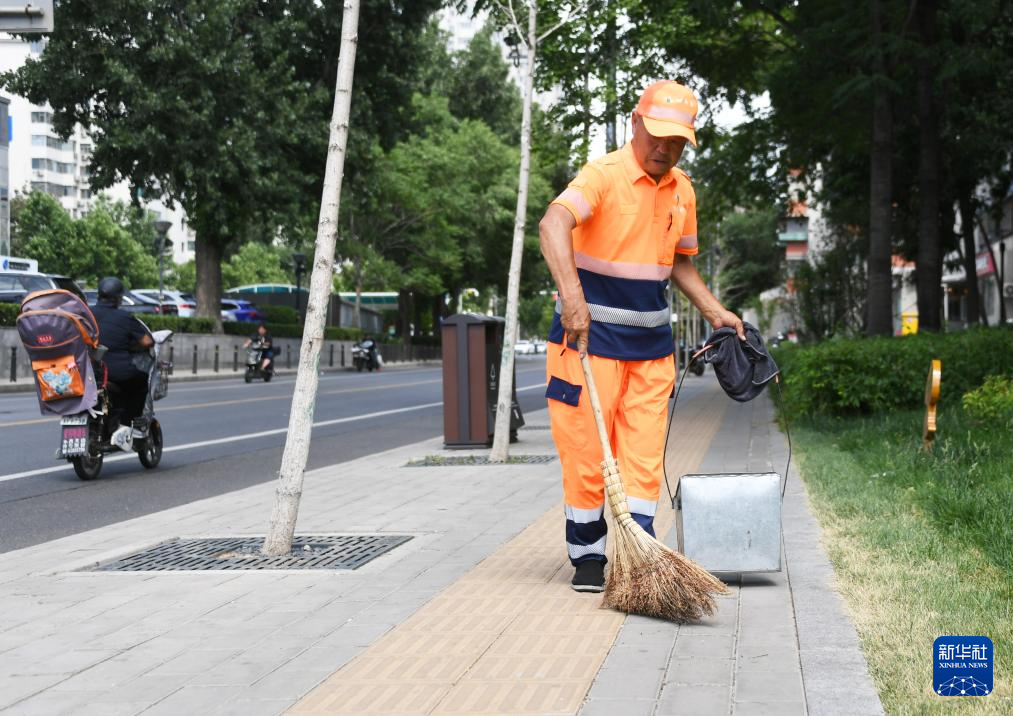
[547,143,698,360]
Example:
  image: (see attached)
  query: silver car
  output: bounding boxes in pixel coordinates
[133,289,197,317]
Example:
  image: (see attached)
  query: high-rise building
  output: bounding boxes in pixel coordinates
[0,35,196,265]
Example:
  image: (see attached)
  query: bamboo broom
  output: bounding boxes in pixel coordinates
[579,354,728,621]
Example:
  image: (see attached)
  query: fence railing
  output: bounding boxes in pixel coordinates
[2,331,444,383]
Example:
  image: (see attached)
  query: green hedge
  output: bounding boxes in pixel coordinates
[142,315,217,333]
[221,321,362,341]
[259,305,299,324]
[0,303,18,327]
[774,328,1013,417]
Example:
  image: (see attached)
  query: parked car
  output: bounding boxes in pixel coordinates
[0,270,86,304]
[133,289,196,317]
[221,298,265,323]
[514,339,537,355]
[533,340,547,354]
[84,289,176,315]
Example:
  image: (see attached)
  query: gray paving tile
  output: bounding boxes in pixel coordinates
[674,634,735,659]
[657,683,730,715]
[211,697,295,716]
[734,668,805,702]
[580,697,657,716]
[733,700,806,716]
[667,657,734,686]
[143,685,245,716]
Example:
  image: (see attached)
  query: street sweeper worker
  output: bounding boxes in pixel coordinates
[539,80,745,593]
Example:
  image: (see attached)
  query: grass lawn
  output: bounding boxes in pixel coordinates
[792,405,1011,714]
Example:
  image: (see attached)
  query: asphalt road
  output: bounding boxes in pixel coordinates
[0,357,552,554]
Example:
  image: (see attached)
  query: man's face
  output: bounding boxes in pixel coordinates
[631,113,687,180]
[258,326,266,335]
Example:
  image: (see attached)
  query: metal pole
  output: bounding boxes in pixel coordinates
[192,345,198,375]
[9,347,15,382]
[214,345,219,373]
[1001,241,1007,325]
[233,346,238,372]
[158,246,164,301]
[329,344,334,367]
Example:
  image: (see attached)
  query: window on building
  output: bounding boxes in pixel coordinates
[30,181,76,198]
[187,241,196,252]
[30,111,53,124]
[31,158,75,174]
[30,134,72,151]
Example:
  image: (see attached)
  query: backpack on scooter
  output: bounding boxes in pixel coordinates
[16,289,102,416]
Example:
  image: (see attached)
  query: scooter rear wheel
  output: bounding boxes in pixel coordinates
[263,370,272,383]
[244,367,254,383]
[138,421,163,469]
[72,454,103,481]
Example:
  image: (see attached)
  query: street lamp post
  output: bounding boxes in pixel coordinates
[292,252,306,319]
[153,220,173,302]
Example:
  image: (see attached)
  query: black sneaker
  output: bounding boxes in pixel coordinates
[571,560,605,593]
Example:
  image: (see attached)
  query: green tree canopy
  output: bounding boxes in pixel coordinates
[14,192,158,288]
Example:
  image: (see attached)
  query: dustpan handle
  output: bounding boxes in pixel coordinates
[662,347,793,508]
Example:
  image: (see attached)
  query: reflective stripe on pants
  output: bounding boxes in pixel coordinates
[546,344,674,565]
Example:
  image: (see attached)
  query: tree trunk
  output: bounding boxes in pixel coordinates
[354,260,363,330]
[915,0,942,332]
[194,232,223,331]
[958,193,983,326]
[398,287,412,347]
[604,1,617,152]
[263,0,360,556]
[490,4,536,463]
[866,0,895,337]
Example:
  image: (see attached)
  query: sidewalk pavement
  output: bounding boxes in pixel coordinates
[0,380,882,715]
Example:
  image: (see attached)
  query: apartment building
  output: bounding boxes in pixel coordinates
[0,35,196,265]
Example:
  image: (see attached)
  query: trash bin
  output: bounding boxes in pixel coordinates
[441,313,524,448]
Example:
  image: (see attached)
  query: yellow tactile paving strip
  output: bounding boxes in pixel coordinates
[289,388,727,715]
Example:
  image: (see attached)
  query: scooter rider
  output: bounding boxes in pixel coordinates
[89,277,153,439]
[243,323,273,372]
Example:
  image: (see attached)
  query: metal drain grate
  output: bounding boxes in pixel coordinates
[405,454,556,467]
[92,535,413,572]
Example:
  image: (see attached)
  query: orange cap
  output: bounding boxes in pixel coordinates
[635,80,698,147]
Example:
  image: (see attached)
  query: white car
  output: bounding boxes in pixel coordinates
[514,339,536,355]
[133,289,197,317]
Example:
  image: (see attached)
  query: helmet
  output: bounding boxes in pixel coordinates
[97,276,125,301]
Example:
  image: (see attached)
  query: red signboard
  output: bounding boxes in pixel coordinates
[976,251,995,277]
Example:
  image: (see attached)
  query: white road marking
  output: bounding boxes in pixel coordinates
[0,381,547,483]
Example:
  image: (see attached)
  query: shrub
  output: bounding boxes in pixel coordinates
[774,328,1013,417]
[0,302,18,327]
[259,305,299,324]
[221,321,362,341]
[962,375,1013,424]
[140,315,217,334]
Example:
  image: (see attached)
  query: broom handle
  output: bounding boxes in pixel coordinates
[580,354,616,465]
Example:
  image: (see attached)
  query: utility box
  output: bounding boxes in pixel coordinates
[442,313,524,448]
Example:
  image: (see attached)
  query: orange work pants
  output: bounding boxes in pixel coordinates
[546,344,674,565]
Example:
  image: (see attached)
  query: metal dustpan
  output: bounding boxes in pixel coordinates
[674,471,781,572]
[664,340,790,574]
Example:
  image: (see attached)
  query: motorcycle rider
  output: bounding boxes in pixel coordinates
[243,322,273,372]
[359,333,379,371]
[90,277,153,442]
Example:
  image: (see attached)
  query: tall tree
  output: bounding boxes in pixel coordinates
[2,0,443,326]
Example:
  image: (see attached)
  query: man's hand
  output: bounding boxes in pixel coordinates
[708,308,745,340]
[561,295,591,357]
